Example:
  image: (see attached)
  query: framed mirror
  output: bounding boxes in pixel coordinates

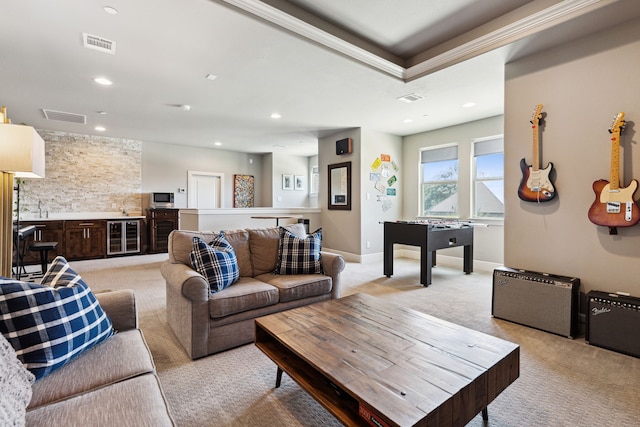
[328,161,351,210]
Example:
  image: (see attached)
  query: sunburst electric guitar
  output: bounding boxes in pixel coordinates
[518,104,556,202]
[588,112,640,230]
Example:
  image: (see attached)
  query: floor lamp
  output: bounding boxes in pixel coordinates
[0,117,46,278]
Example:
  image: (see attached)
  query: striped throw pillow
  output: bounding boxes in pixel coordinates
[190,234,240,293]
[0,257,114,380]
[275,227,323,275]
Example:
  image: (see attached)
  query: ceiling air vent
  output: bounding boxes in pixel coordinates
[42,109,87,124]
[83,33,116,54]
[397,93,425,103]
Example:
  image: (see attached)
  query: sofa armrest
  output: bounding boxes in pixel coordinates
[160,261,209,303]
[96,289,137,332]
[320,252,346,299]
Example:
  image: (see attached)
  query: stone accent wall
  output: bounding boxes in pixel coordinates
[17,130,142,218]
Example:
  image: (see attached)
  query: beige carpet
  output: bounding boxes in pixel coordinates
[63,254,640,426]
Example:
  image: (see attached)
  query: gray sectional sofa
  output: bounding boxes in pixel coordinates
[1,289,174,426]
[161,226,346,359]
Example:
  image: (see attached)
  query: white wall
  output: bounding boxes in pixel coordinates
[402,116,505,264]
[504,17,640,295]
[360,129,403,256]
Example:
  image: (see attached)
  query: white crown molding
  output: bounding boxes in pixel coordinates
[222,0,405,79]
[405,0,608,81]
[223,0,609,82]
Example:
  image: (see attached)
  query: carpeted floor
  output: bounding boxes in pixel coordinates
[61,254,640,426]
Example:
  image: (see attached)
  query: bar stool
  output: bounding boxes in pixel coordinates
[28,242,58,275]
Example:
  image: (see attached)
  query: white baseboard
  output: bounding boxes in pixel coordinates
[323,248,500,273]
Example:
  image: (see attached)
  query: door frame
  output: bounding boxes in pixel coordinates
[187,171,224,209]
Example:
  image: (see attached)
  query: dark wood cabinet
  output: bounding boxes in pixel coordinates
[147,209,179,253]
[18,220,64,266]
[64,220,106,260]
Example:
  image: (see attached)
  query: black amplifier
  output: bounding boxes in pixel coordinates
[586,291,640,358]
[492,267,580,338]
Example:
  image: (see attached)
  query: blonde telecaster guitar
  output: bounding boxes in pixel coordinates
[588,112,640,231]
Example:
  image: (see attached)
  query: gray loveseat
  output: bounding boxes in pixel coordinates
[161,226,346,359]
[1,289,175,426]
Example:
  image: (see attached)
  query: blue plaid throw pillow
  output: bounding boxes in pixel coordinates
[190,234,240,293]
[275,227,323,275]
[0,257,113,380]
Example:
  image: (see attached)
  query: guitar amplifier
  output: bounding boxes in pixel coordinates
[586,291,640,357]
[492,267,580,338]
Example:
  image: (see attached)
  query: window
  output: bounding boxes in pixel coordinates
[421,145,458,217]
[310,165,319,195]
[473,137,504,218]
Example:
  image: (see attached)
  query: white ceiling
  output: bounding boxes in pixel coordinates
[2,0,640,157]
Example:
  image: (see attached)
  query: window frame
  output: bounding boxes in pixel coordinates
[471,135,504,220]
[419,143,459,218]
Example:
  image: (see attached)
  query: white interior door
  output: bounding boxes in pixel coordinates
[188,171,223,208]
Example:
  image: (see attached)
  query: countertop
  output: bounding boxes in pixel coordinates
[16,212,146,222]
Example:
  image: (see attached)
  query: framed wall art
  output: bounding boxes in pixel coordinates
[233,174,254,207]
[294,175,305,191]
[282,174,293,190]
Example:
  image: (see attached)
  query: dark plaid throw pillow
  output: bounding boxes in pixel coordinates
[190,234,240,292]
[275,227,322,275]
[0,256,114,380]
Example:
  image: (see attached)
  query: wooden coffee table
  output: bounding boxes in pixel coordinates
[255,293,519,426]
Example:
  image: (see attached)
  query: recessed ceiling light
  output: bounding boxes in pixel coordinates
[103,6,118,15]
[270,112,281,119]
[205,74,217,81]
[95,126,106,132]
[213,141,222,146]
[179,104,191,111]
[273,144,287,149]
[403,118,413,123]
[462,102,476,108]
[94,77,113,86]
[97,111,107,115]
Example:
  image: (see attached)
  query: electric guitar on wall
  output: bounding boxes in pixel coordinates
[518,104,556,202]
[588,112,640,230]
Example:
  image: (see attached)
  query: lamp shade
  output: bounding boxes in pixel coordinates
[0,124,45,178]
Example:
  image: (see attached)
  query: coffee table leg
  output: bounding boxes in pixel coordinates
[482,408,488,421]
[275,367,283,388]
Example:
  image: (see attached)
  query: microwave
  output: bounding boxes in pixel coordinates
[151,192,174,208]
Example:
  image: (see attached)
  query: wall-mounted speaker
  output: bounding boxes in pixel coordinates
[586,291,640,357]
[336,138,352,155]
[492,267,580,338]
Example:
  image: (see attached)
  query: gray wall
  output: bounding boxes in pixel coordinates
[319,129,362,256]
[504,17,640,295]
[142,141,264,208]
[271,152,311,207]
[403,116,505,264]
[318,128,403,259]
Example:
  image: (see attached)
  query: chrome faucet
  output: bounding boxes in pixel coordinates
[38,200,42,218]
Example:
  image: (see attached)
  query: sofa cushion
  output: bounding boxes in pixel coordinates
[190,235,240,293]
[221,229,253,277]
[209,278,279,318]
[26,373,174,427]
[257,273,332,303]
[28,329,155,409]
[0,331,35,426]
[248,228,281,275]
[168,229,219,265]
[0,257,114,380]
[275,228,323,275]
